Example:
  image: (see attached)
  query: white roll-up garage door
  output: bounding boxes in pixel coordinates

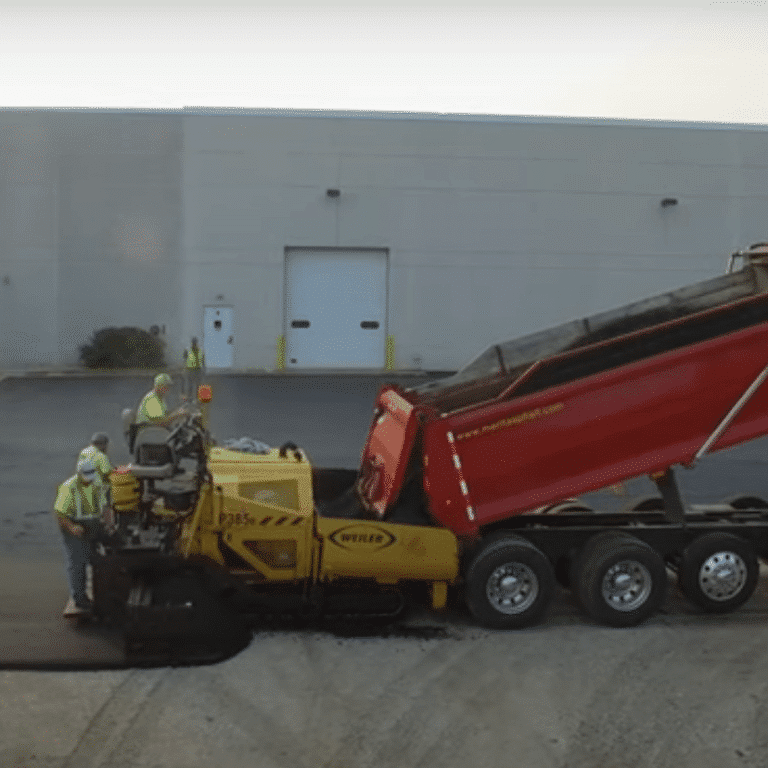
[285,248,388,368]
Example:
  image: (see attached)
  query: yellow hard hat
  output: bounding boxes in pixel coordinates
[154,373,172,389]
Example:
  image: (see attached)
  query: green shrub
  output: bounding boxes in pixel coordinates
[80,327,166,369]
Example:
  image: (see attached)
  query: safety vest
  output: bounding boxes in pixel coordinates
[185,348,205,369]
[77,446,113,508]
[54,476,100,521]
[136,391,167,424]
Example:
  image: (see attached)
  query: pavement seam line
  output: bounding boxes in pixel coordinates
[319,640,476,768]
[61,668,166,768]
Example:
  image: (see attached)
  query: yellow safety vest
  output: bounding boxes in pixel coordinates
[77,446,113,508]
[185,349,205,369]
[54,476,100,521]
[136,391,167,424]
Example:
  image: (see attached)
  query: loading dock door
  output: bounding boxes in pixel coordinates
[285,249,388,368]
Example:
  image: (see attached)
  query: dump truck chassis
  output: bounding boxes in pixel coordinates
[463,506,768,629]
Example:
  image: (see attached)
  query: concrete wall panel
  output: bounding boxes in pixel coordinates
[1,185,57,247]
[193,189,287,254]
[0,257,58,367]
[735,131,768,166]
[282,189,338,246]
[181,261,285,369]
[740,166,768,197]
[0,114,59,367]
[3,109,768,371]
[178,111,768,370]
[286,151,339,188]
[52,114,183,365]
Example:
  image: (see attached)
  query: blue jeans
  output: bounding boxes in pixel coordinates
[59,520,100,608]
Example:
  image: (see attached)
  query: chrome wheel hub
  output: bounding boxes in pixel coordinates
[601,560,652,611]
[486,563,538,614]
[699,551,747,601]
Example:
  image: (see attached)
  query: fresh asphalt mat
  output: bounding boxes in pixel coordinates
[0,550,448,670]
[0,552,127,670]
[0,550,255,670]
[4,551,768,670]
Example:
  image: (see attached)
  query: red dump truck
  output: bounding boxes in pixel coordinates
[353,244,768,627]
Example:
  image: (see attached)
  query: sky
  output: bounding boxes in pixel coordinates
[2,1,768,124]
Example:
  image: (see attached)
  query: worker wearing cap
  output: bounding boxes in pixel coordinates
[182,337,206,402]
[54,459,102,616]
[136,373,186,427]
[78,432,113,512]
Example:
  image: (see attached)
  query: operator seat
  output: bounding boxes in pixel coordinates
[133,426,174,467]
[122,407,174,463]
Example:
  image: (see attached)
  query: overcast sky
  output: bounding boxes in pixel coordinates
[2,1,767,124]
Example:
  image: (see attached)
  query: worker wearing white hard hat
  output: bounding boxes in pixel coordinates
[78,432,112,478]
[78,432,113,512]
[54,458,102,617]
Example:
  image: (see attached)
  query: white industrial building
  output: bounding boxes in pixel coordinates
[1,107,767,372]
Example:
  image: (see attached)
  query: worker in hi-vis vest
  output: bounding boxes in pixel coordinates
[54,458,102,617]
[182,337,206,402]
[136,373,186,427]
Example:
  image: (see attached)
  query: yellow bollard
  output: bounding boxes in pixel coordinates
[385,335,395,370]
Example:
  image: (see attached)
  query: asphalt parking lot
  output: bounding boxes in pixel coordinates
[4,373,768,768]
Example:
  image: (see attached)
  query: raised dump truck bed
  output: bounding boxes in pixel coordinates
[358,246,768,537]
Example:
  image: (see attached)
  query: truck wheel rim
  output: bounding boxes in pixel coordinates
[601,560,652,612]
[486,563,538,614]
[698,551,747,601]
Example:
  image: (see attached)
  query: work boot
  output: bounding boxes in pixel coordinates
[63,597,92,618]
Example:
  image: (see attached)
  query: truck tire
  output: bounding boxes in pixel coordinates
[679,533,759,613]
[574,532,667,627]
[620,496,664,513]
[537,499,594,515]
[720,495,768,511]
[568,530,634,600]
[464,535,555,629]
